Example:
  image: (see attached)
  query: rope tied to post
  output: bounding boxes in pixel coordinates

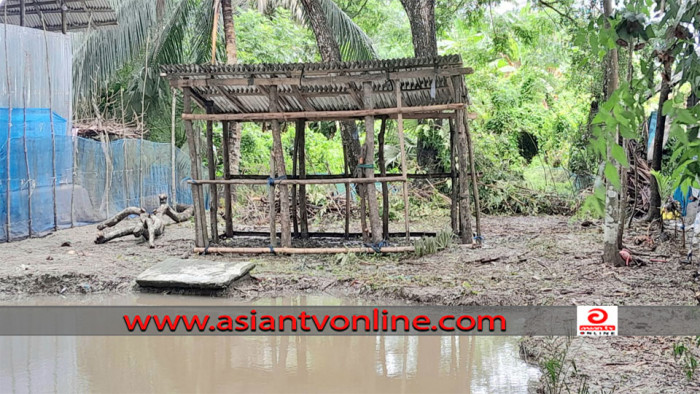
[356,164,374,169]
[473,235,484,242]
[365,239,390,253]
[268,245,277,255]
[267,175,287,187]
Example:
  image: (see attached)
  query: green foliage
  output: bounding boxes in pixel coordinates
[414,231,453,257]
[673,338,700,380]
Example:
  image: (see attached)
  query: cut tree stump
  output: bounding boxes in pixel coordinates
[95,194,193,248]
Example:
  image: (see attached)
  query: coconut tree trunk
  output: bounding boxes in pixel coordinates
[221,0,242,207]
[602,0,623,266]
[300,0,362,169]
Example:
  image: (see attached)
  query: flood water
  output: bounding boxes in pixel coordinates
[0,294,539,393]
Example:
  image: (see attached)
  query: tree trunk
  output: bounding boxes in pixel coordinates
[399,0,437,58]
[646,60,673,222]
[221,0,242,214]
[399,0,439,172]
[602,0,623,267]
[300,0,362,170]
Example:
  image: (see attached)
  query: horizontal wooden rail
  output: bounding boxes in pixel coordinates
[182,104,464,122]
[225,172,466,180]
[189,175,407,186]
[223,231,445,239]
[194,246,416,254]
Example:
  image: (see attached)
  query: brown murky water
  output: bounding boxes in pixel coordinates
[0,295,539,393]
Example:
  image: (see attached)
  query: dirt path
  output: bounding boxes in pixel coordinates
[1,214,698,392]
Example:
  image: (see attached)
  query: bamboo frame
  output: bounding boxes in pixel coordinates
[182,89,208,247]
[182,103,464,122]
[194,246,415,255]
[165,58,481,251]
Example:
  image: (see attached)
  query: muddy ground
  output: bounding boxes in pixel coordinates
[1,213,699,392]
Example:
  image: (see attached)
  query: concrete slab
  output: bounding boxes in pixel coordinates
[136,258,255,289]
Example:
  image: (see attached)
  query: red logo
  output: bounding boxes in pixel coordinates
[587,308,608,324]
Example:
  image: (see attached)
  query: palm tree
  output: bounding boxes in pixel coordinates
[72,0,377,120]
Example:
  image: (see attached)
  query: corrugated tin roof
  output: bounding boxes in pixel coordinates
[161,55,472,115]
[0,0,117,32]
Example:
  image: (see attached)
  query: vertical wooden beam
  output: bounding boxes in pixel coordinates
[362,82,382,244]
[462,83,482,243]
[297,118,309,239]
[60,1,67,34]
[205,104,219,243]
[449,117,459,235]
[343,142,351,240]
[394,82,410,241]
[182,90,206,247]
[269,153,277,246]
[451,76,473,244]
[19,0,26,26]
[270,86,292,247]
[222,120,233,237]
[291,122,300,237]
[170,89,177,205]
[378,118,389,239]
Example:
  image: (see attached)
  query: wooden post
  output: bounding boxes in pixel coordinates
[395,82,410,241]
[291,121,300,237]
[449,117,459,235]
[343,142,351,240]
[362,82,382,244]
[19,0,25,26]
[378,118,389,239]
[451,76,473,244]
[170,89,177,205]
[269,153,277,246]
[297,119,309,239]
[462,84,482,243]
[60,0,67,34]
[205,105,219,243]
[270,86,292,247]
[182,89,207,247]
[222,120,233,237]
[71,128,78,228]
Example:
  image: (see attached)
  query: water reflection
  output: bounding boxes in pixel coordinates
[0,295,539,393]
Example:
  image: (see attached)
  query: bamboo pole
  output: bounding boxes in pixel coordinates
[182,90,205,247]
[449,118,459,235]
[362,82,383,244]
[181,103,465,122]
[139,34,149,208]
[22,55,31,236]
[269,86,291,247]
[120,89,128,208]
[39,16,58,231]
[170,89,177,205]
[211,0,220,64]
[291,120,300,237]
[395,82,410,241]
[192,119,209,245]
[205,106,219,243]
[70,125,77,228]
[222,120,233,237]
[268,153,276,246]
[298,119,309,239]
[343,140,351,240]
[193,246,415,255]
[378,118,389,239]
[189,175,407,186]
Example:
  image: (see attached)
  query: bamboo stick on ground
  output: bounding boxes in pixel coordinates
[193,246,415,254]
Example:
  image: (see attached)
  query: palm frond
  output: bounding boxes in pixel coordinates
[257,0,377,61]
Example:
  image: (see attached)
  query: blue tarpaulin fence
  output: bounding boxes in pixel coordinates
[0,108,197,242]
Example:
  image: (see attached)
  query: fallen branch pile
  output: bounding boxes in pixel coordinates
[95,194,193,248]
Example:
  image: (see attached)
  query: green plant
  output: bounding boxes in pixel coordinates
[674,338,700,380]
[414,230,453,257]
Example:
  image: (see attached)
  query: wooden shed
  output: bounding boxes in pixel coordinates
[160,55,481,253]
